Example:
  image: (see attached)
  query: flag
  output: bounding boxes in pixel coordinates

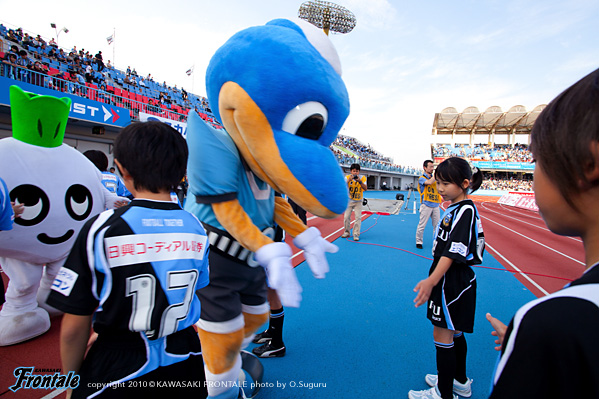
[107,35,114,45]
[186,67,193,76]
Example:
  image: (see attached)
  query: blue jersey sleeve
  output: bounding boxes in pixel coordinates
[0,177,14,231]
[116,177,133,198]
[186,111,240,199]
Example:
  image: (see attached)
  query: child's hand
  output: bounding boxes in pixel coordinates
[113,199,129,208]
[486,313,507,351]
[11,201,24,217]
[413,278,434,307]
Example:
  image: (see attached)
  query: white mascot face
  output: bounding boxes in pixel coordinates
[0,87,107,264]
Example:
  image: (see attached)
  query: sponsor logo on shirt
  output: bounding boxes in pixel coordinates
[105,233,207,267]
[449,241,468,257]
[51,268,79,296]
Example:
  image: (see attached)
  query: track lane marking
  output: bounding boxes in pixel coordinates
[485,243,550,296]
[480,202,582,243]
[496,202,544,220]
[291,214,368,260]
[480,214,585,266]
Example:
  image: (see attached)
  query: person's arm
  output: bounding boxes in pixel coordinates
[359,176,367,191]
[423,175,436,185]
[413,256,453,307]
[60,313,92,398]
[273,196,306,237]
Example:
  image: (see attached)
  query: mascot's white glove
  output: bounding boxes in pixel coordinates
[255,242,302,308]
[293,227,337,279]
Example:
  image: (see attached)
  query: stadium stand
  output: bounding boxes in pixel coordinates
[433,143,532,162]
[0,23,219,128]
[432,144,534,191]
[0,22,421,178]
[333,134,421,175]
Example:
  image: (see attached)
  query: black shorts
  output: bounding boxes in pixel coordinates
[72,327,206,399]
[195,250,268,323]
[427,263,476,333]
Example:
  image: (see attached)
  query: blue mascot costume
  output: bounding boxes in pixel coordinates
[184,19,349,398]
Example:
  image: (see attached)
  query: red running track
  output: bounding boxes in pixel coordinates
[472,198,585,297]
[0,213,356,399]
[0,200,586,398]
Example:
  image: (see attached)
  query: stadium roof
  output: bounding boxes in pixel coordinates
[432,104,546,143]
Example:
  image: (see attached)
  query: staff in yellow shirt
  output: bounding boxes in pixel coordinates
[341,163,367,241]
[416,159,441,249]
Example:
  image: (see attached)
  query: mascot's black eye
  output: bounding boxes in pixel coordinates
[65,184,93,221]
[10,184,50,227]
[282,101,328,140]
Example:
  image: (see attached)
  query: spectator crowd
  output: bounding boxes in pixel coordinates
[480,174,533,191]
[0,22,214,123]
[332,135,421,175]
[433,143,532,163]
[0,23,537,191]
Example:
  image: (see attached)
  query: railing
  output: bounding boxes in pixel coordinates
[0,63,199,122]
[1,63,416,175]
[335,153,421,175]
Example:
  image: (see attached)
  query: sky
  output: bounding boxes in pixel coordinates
[1,0,598,168]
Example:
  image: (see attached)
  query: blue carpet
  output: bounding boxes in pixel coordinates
[249,191,535,399]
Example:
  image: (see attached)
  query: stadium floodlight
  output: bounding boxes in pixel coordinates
[298,0,356,36]
[50,22,69,44]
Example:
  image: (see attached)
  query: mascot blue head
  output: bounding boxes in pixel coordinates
[204,18,350,217]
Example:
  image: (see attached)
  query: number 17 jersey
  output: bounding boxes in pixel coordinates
[47,199,210,339]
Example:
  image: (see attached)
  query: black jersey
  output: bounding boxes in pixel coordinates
[490,263,599,398]
[47,199,210,392]
[427,199,484,332]
[432,199,484,266]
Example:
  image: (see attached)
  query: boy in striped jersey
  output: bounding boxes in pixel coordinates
[487,68,599,398]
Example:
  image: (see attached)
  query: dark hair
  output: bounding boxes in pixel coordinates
[83,150,108,172]
[350,163,361,171]
[114,121,188,193]
[531,68,599,207]
[434,157,483,194]
[423,159,433,168]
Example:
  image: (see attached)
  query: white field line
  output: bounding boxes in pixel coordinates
[291,214,368,259]
[480,213,585,266]
[485,242,550,296]
[497,202,544,220]
[41,389,67,399]
[480,202,582,243]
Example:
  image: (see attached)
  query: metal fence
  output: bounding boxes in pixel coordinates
[0,63,188,122]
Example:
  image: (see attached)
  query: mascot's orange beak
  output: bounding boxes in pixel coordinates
[218,81,340,218]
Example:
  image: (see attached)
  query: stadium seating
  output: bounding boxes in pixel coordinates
[0,21,424,175]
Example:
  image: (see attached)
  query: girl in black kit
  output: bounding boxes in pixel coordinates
[409,157,484,399]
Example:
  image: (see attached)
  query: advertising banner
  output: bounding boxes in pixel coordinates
[139,112,187,138]
[498,191,538,211]
[0,76,131,127]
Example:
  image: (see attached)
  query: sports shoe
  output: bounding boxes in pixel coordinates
[252,330,272,344]
[341,232,350,238]
[408,386,456,399]
[425,374,472,398]
[252,342,286,358]
[353,236,359,241]
[416,244,423,249]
